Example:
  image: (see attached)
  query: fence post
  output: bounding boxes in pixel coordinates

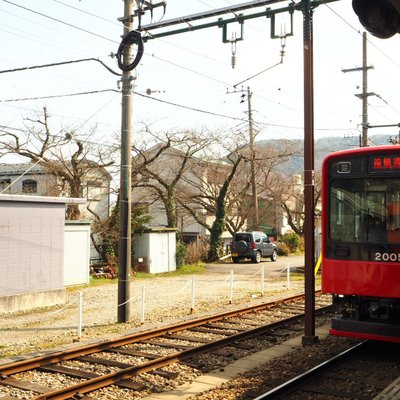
[261,266,265,297]
[229,270,234,304]
[77,291,83,339]
[190,275,196,314]
[287,264,291,290]
[140,284,145,325]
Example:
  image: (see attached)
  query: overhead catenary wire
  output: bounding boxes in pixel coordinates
[1,0,117,44]
[1,1,398,140]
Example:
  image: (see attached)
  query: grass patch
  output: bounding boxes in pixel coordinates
[170,262,206,275]
[133,263,205,279]
[70,263,207,287]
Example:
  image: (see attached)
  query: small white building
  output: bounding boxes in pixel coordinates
[64,220,91,286]
[132,228,176,274]
[0,194,85,313]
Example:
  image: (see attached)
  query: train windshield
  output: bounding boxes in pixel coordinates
[330,178,400,244]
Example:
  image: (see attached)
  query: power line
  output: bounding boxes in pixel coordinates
[1,0,117,44]
[134,91,248,122]
[322,1,400,79]
[0,84,357,133]
[0,58,121,76]
[148,53,230,86]
[50,0,120,27]
[0,89,118,103]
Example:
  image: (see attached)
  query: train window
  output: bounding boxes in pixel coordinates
[388,190,400,242]
[329,178,400,244]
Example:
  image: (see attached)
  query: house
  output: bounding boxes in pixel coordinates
[132,144,302,243]
[0,162,111,258]
[132,145,235,245]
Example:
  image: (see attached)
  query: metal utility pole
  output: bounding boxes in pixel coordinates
[302,0,318,345]
[247,87,259,230]
[342,32,374,148]
[118,0,134,323]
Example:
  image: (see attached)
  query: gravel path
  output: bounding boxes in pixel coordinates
[0,264,307,362]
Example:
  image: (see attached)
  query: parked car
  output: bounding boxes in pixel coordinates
[230,231,278,263]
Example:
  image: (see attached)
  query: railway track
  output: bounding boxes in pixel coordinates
[0,293,332,400]
[254,340,400,400]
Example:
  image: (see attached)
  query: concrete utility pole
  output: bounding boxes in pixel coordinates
[118,0,134,323]
[361,32,369,147]
[247,87,259,230]
[342,32,374,147]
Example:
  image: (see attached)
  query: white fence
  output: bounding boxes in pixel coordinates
[0,265,315,356]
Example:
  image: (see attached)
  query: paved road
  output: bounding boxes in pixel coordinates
[205,254,304,276]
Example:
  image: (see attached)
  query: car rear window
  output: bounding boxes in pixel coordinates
[235,233,252,242]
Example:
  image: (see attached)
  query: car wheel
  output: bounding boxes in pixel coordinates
[270,249,277,262]
[232,257,240,263]
[252,251,261,263]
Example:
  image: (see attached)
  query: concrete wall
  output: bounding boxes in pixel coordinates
[0,194,83,313]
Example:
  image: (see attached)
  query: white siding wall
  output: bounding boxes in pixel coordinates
[64,222,90,286]
[133,230,176,274]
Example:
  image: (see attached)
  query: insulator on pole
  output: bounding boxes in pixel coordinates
[230,34,237,69]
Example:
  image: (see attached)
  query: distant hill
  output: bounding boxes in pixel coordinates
[257,134,394,175]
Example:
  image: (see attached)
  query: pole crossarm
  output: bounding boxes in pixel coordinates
[366,123,400,128]
[140,0,287,31]
[139,0,339,42]
[342,66,374,73]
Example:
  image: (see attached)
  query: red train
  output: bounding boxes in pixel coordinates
[321,145,400,343]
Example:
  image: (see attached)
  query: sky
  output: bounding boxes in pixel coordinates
[1,0,400,155]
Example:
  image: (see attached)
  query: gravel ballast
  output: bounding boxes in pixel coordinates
[1,265,306,361]
[2,262,372,400]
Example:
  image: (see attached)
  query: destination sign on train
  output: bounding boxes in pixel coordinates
[369,155,400,172]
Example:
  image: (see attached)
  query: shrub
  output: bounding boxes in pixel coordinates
[176,241,187,267]
[185,241,209,265]
[280,232,301,253]
[276,241,290,256]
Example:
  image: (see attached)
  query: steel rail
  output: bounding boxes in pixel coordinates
[1,292,318,376]
[32,303,332,400]
[252,341,368,400]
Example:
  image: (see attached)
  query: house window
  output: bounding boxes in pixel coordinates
[22,179,37,193]
[86,181,103,201]
[0,179,11,193]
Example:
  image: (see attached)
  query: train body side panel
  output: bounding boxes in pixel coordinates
[322,259,400,299]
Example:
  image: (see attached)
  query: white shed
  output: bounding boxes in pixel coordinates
[0,194,84,313]
[64,221,91,286]
[133,228,176,274]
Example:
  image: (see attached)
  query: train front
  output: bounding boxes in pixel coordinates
[321,146,400,343]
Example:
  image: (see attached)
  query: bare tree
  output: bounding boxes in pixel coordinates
[265,169,322,236]
[132,127,217,228]
[0,107,116,219]
[90,194,152,261]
